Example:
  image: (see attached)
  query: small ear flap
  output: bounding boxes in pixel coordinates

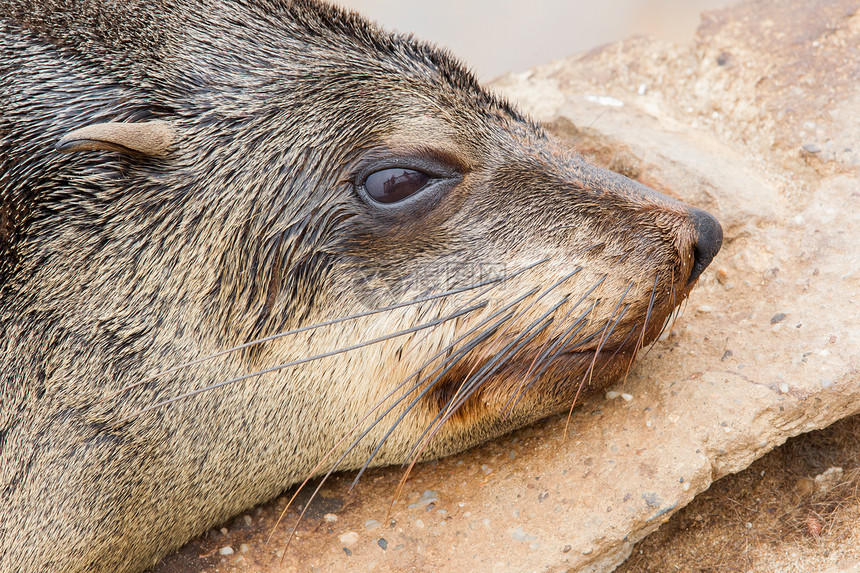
[56,120,175,156]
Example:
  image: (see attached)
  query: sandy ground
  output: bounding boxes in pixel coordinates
[619,414,860,573]
[153,416,860,572]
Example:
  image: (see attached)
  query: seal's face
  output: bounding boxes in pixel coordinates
[94,0,720,467]
[89,0,721,469]
[203,5,724,466]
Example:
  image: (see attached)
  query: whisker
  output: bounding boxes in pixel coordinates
[562,306,630,440]
[267,303,519,547]
[387,312,559,523]
[593,324,637,378]
[476,266,581,352]
[501,274,609,416]
[503,274,611,412]
[562,283,633,438]
[524,273,608,365]
[402,301,565,463]
[400,267,592,457]
[436,266,581,410]
[665,272,680,338]
[385,259,552,378]
[117,302,488,423]
[275,310,521,553]
[266,275,552,548]
[387,273,619,524]
[439,304,563,421]
[275,285,543,544]
[347,273,583,488]
[623,274,660,378]
[582,304,630,389]
[641,269,683,362]
[504,304,601,414]
[101,258,551,403]
[346,306,530,489]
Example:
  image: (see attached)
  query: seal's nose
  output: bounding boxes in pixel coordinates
[687,208,723,284]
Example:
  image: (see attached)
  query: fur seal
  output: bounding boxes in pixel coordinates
[0,0,722,571]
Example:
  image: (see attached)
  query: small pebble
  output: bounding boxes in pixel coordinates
[511,526,537,542]
[365,519,381,530]
[338,531,359,545]
[242,515,252,525]
[343,547,352,556]
[418,490,440,505]
[218,546,234,556]
[219,528,228,535]
[814,467,844,495]
[239,544,250,553]
[605,390,620,399]
[779,382,789,394]
[562,544,572,553]
[621,393,633,402]
[585,94,624,107]
[378,538,388,550]
[324,513,338,522]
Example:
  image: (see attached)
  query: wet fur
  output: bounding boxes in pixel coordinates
[1,1,714,571]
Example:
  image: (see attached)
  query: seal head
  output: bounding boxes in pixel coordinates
[0,0,721,571]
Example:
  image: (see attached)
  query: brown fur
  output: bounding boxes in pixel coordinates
[0,0,720,571]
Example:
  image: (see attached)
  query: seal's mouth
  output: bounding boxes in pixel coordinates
[424,277,691,426]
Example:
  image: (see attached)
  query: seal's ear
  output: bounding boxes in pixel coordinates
[56,120,175,156]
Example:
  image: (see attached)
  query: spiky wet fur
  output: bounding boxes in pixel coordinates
[1,0,708,571]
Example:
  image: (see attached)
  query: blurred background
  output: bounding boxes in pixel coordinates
[334,0,735,80]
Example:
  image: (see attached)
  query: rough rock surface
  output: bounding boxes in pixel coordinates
[153,0,860,571]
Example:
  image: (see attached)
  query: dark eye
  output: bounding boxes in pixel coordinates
[364,168,431,204]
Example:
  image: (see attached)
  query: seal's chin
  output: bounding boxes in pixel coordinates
[428,339,635,426]
[434,295,687,426]
[488,344,639,403]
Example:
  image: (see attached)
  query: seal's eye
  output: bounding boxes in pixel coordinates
[364,168,431,204]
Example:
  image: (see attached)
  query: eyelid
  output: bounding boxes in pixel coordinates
[354,154,461,187]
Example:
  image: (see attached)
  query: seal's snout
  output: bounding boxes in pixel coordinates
[687,208,723,284]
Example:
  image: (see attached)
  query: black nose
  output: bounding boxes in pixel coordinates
[687,208,723,284]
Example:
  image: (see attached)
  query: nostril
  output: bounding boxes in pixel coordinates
[687,208,723,284]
